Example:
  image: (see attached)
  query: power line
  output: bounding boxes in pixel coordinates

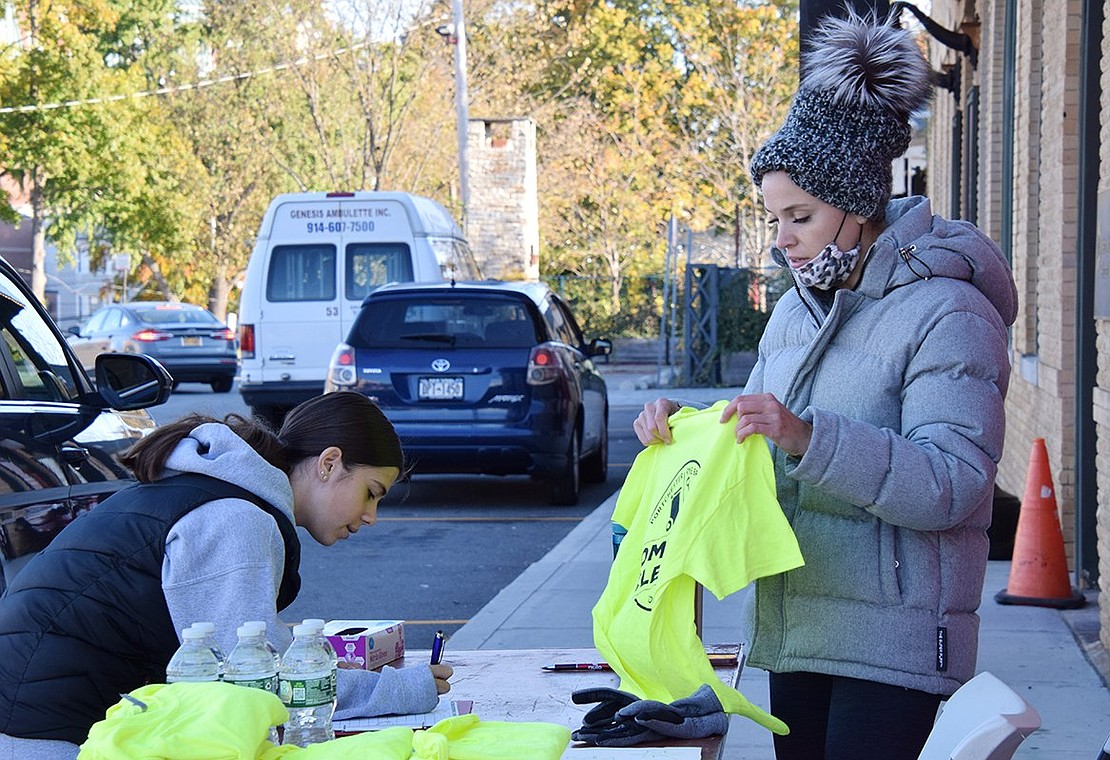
[0,41,372,114]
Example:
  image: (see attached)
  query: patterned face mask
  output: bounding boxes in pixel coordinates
[791,241,862,290]
[787,211,861,290]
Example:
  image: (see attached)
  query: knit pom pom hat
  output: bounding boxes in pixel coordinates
[749,13,932,220]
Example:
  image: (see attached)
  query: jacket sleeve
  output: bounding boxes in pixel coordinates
[786,306,1009,532]
[163,498,289,655]
[334,665,440,719]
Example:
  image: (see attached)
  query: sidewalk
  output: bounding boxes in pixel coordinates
[450,366,1110,758]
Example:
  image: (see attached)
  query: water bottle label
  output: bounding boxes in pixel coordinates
[224,675,273,691]
[279,674,334,708]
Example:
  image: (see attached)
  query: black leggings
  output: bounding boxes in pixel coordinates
[769,671,944,760]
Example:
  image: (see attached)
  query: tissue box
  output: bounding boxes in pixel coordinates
[323,620,405,670]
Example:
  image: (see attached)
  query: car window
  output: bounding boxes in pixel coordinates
[350,295,536,348]
[429,239,481,281]
[81,309,107,334]
[0,285,79,401]
[345,243,414,302]
[453,241,481,280]
[133,306,218,325]
[543,297,579,347]
[102,309,123,331]
[267,244,337,302]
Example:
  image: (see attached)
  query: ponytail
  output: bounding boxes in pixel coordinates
[121,413,287,482]
[121,392,402,482]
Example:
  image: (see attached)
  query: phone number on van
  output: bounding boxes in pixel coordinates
[305,221,376,234]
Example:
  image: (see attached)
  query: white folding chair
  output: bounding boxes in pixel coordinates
[917,671,1041,760]
[1096,730,1110,759]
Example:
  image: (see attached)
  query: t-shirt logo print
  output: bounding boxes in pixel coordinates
[634,459,700,612]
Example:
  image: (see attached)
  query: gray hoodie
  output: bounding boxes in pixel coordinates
[745,196,1017,696]
[0,422,437,759]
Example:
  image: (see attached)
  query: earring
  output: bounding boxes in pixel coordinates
[320,470,328,480]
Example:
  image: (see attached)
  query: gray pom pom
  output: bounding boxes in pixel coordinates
[801,13,931,118]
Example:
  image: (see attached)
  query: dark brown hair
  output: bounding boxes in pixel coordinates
[121,391,403,482]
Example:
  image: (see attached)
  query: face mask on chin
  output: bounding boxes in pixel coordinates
[787,210,862,290]
[792,241,861,289]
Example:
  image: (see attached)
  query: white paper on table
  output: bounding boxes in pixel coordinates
[562,748,702,759]
[332,699,466,731]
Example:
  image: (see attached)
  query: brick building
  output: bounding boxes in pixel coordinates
[921,0,1106,645]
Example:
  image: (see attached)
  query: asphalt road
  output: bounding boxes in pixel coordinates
[149,381,646,649]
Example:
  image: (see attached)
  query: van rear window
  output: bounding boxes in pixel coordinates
[268,245,337,302]
[345,243,414,301]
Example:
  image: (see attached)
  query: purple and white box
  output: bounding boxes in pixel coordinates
[323,619,405,670]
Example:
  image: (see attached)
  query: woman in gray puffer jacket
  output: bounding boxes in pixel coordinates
[634,13,1017,760]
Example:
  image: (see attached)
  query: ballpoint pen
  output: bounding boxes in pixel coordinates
[430,630,446,665]
[541,663,609,671]
[542,653,738,672]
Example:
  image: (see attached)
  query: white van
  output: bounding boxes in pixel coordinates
[237,191,480,424]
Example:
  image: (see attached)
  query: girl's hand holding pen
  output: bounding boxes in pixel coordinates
[431,663,453,694]
[429,629,451,693]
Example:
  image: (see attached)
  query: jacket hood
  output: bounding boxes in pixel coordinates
[858,196,1018,326]
[162,423,295,523]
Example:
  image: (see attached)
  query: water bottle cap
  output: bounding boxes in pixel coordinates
[236,624,259,638]
[181,627,206,640]
[191,622,216,634]
[301,618,325,631]
[244,620,267,632]
[292,623,314,636]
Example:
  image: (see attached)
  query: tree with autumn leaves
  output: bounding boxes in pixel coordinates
[0,0,797,335]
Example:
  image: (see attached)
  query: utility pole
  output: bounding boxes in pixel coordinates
[451,0,470,230]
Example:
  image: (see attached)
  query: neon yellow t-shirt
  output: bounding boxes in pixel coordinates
[593,401,804,735]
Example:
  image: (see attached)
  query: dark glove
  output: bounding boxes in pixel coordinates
[570,687,664,747]
[615,684,728,739]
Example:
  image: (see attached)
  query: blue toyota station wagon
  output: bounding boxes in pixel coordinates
[324,281,611,505]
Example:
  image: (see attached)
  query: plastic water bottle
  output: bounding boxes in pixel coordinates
[189,622,226,678]
[165,627,220,683]
[243,620,282,688]
[279,623,336,746]
[225,624,281,745]
[301,618,339,669]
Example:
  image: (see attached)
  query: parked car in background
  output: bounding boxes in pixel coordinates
[238,191,482,426]
[67,301,238,392]
[324,280,611,505]
[0,255,174,594]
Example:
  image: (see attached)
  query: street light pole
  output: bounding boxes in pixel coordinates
[451,0,470,231]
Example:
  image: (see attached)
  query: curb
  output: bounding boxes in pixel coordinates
[447,491,619,650]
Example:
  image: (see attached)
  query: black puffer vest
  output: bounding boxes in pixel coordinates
[0,473,301,743]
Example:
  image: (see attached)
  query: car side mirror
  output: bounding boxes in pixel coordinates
[66,325,81,337]
[93,353,174,410]
[587,338,612,358]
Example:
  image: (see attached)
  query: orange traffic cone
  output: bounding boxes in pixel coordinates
[995,438,1085,609]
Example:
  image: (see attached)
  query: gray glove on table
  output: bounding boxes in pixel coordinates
[571,687,664,747]
[570,684,726,747]
[615,684,728,739]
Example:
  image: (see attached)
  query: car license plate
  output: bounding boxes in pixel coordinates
[418,376,463,400]
[181,336,202,347]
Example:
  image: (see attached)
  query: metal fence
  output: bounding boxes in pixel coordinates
[543,267,790,348]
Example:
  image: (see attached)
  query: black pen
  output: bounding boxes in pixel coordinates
[430,630,446,665]
[542,662,609,671]
[542,653,737,672]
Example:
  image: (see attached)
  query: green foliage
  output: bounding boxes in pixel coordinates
[545,273,666,339]
[718,266,792,351]
[0,0,800,321]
